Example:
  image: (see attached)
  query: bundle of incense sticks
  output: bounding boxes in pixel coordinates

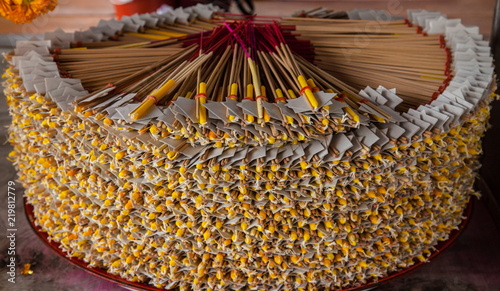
[292,7,348,19]
[279,17,450,112]
[55,20,398,146]
[3,5,497,291]
[70,19,218,50]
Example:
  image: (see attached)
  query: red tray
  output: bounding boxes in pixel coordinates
[24,197,473,291]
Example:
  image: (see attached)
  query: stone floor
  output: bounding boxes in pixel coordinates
[1,0,500,288]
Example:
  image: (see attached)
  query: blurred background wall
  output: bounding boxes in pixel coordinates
[0,0,496,38]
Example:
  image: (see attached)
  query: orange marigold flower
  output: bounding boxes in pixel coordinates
[0,0,58,24]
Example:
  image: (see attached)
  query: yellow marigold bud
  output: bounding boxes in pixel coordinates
[303,230,310,242]
[369,215,379,224]
[103,118,114,126]
[241,222,248,230]
[274,255,283,265]
[115,151,126,160]
[125,200,134,209]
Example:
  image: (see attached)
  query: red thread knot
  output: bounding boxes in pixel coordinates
[300,86,312,95]
[195,93,207,100]
[146,95,158,104]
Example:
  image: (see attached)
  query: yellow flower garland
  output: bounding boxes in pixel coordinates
[0,0,57,24]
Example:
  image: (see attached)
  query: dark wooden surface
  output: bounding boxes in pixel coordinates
[1,0,500,288]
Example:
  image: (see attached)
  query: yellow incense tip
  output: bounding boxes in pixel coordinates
[276,88,283,98]
[132,79,175,121]
[198,82,207,124]
[264,110,270,122]
[199,82,207,94]
[344,107,360,123]
[297,75,319,109]
[307,78,318,92]
[298,75,308,88]
[152,79,176,100]
[130,98,155,121]
[246,84,254,99]
[230,83,238,96]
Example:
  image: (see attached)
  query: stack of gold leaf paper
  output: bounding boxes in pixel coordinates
[2,4,497,291]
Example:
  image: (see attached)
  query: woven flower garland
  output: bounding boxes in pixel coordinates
[0,0,57,24]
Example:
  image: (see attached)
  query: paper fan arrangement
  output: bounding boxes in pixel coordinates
[2,4,497,291]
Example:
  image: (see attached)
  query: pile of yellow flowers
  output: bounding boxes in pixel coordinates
[2,7,497,290]
[3,62,494,290]
[0,0,57,24]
